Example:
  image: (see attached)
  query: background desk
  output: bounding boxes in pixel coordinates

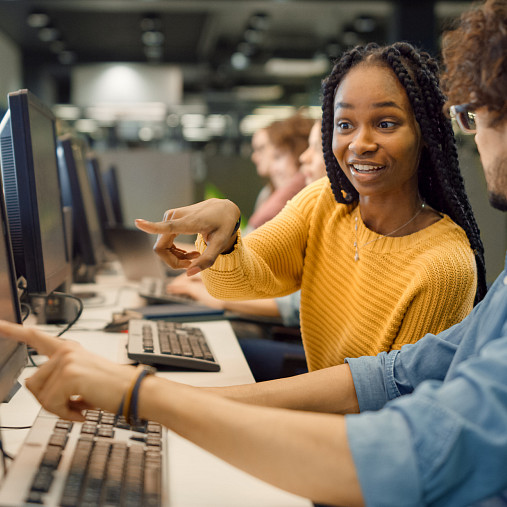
[0,274,312,507]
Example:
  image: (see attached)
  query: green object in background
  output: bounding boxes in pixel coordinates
[204,182,247,232]
[204,182,225,200]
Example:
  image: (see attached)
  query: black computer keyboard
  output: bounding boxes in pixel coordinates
[0,408,167,507]
[127,319,221,372]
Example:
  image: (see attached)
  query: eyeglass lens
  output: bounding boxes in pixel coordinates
[458,111,476,133]
[451,105,477,134]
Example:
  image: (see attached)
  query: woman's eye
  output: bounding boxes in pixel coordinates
[335,121,352,131]
[378,120,396,129]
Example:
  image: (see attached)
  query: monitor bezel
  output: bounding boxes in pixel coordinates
[0,171,27,404]
[0,89,71,295]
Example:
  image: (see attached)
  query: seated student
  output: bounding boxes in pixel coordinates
[2,2,507,504]
[137,40,487,373]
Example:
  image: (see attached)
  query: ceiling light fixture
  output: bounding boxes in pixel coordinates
[142,30,164,46]
[353,15,377,33]
[264,55,329,77]
[26,11,50,28]
[38,26,60,42]
[140,15,162,32]
[230,52,250,70]
[58,50,76,65]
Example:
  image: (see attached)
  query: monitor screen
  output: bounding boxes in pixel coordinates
[0,89,71,295]
[103,163,124,226]
[57,134,106,267]
[0,175,27,404]
[86,153,116,245]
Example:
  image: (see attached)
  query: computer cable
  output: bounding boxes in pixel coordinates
[20,302,31,322]
[50,292,84,337]
[0,433,13,477]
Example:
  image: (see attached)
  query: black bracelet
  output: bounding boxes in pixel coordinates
[202,216,241,249]
[232,216,241,236]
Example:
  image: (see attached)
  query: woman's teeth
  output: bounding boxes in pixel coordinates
[351,164,384,173]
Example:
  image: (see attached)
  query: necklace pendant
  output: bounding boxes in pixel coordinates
[354,251,359,262]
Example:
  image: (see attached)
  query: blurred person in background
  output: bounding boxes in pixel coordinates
[300,120,327,185]
[245,113,314,233]
[249,127,274,214]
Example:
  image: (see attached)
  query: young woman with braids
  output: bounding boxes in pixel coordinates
[136,41,487,373]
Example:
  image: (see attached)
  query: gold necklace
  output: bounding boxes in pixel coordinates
[354,203,425,262]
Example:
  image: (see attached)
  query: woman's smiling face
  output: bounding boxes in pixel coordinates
[332,63,423,199]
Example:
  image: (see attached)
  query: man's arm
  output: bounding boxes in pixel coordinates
[205,363,360,414]
[140,374,364,506]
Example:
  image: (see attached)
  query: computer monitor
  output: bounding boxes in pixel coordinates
[102,163,124,225]
[86,153,116,245]
[57,133,106,272]
[0,174,27,404]
[0,89,71,295]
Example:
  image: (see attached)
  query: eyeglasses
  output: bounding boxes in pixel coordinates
[450,104,477,134]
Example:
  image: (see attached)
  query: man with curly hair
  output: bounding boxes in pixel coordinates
[0,1,505,506]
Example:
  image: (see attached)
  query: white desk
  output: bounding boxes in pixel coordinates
[0,273,312,507]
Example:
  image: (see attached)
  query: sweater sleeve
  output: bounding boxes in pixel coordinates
[199,181,323,301]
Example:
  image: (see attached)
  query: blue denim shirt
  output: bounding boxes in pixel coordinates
[345,251,507,506]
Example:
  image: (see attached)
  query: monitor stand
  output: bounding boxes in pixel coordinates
[72,262,97,284]
[2,381,21,403]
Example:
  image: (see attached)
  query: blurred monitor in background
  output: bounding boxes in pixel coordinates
[57,133,107,283]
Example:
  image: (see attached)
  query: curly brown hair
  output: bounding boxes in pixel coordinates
[441,0,507,125]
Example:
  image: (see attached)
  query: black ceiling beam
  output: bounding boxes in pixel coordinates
[389,0,437,57]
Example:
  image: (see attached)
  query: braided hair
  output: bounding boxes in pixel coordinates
[321,42,487,303]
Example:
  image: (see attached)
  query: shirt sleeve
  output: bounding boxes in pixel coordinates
[346,327,507,506]
[345,312,474,412]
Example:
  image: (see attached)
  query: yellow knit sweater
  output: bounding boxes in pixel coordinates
[200,177,477,371]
